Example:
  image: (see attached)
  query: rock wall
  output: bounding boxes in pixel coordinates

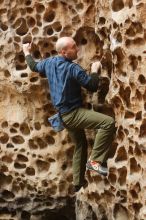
[0,0,146,219]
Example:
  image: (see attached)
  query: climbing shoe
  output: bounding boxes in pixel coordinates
[86,161,108,176]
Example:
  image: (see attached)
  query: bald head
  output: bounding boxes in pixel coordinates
[55,37,75,52]
[55,36,79,60]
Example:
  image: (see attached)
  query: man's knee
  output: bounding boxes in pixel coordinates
[104,116,116,131]
[109,117,116,132]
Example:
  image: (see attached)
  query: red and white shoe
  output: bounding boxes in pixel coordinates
[86,161,108,176]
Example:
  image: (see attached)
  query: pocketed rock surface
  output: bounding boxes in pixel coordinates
[0,0,146,219]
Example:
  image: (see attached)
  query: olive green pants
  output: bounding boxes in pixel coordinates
[61,108,115,186]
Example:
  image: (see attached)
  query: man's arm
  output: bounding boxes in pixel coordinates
[22,43,38,72]
[84,61,102,92]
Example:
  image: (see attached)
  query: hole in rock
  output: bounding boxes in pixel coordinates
[115,147,127,162]
[1,121,8,128]
[130,189,138,199]
[16,18,28,36]
[0,132,9,144]
[126,26,135,37]
[34,122,41,130]
[112,0,124,12]
[10,128,17,133]
[26,167,35,175]
[129,55,138,71]
[114,47,125,69]
[135,89,143,102]
[118,167,127,186]
[117,32,122,42]
[18,54,25,63]
[30,77,39,82]
[48,157,55,163]
[21,210,31,220]
[27,16,36,27]
[134,144,142,157]
[125,110,135,119]
[36,137,47,149]
[32,27,39,35]
[22,35,32,44]
[58,180,66,193]
[45,135,55,145]
[139,119,146,137]
[119,86,131,108]
[15,64,27,71]
[61,163,67,170]
[0,165,8,172]
[20,122,30,135]
[36,159,49,172]
[113,22,118,29]
[98,77,110,103]
[44,52,51,58]
[6,143,14,148]
[0,174,12,187]
[49,0,58,8]
[37,20,42,26]
[14,162,26,169]
[17,154,28,162]
[26,7,33,13]
[4,70,11,77]
[2,190,15,200]
[44,11,56,22]
[47,27,54,35]
[134,37,145,45]
[114,204,129,220]
[138,74,146,84]
[117,190,127,203]
[108,173,117,185]
[33,50,41,59]
[41,210,73,220]
[126,0,133,8]
[99,17,106,25]
[16,197,30,205]
[21,73,28,78]
[133,203,142,214]
[12,135,25,144]
[144,102,146,111]
[42,180,48,187]
[51,50,57,55]
[53,21,62,32]
[25,0,31,6]
[127,22,143,37]
[61,140,67,145]
[36,3,45,13]
[14,36,21,42]
[0,23,8,31]
[29,139,38,149]
[13,123,19,128]
[135,111,142,120]
[81,38,87,45]
[76,3,84,10]
[130,157,141,174]
[2,155,13,163]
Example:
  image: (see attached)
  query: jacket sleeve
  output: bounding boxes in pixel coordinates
[84,72,101,92]
[25,55,38,72]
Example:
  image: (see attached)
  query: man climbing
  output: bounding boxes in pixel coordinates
[22,36,115,192]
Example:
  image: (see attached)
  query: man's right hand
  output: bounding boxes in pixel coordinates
[22,43,31,56]
[91,61,102,73]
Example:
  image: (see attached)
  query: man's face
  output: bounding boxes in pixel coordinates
[62,40,79,60]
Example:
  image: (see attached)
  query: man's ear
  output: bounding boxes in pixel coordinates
[61,49,66,56]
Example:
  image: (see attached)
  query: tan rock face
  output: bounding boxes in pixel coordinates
[0,0,146,219]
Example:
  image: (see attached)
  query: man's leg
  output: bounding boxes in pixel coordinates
[62,108,115,184]
[68,129,88,186]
